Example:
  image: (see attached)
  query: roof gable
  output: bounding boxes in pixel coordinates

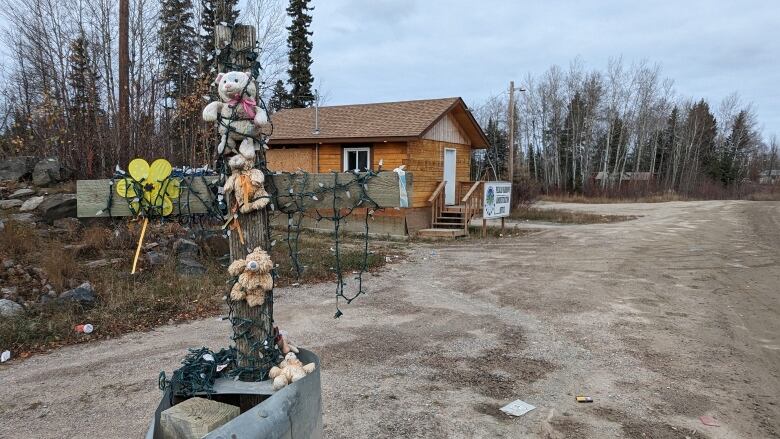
[269,98,487,147]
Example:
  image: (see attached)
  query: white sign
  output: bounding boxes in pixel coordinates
[483,181,511,219]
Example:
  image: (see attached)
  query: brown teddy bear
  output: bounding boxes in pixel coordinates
[228,246,273,307]
[223,153,270,214]
[269,352,316,391]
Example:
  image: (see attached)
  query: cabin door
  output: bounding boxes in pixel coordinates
[443,148,456,205]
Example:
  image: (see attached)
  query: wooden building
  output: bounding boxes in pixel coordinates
[267,98,489,237]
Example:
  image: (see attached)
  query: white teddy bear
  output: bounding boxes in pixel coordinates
[202,71,269,159]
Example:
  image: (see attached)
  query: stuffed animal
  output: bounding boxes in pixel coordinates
[269,352,316,391]
[202,71,269,159]
[228,246,274,307]
[223,153,270,214]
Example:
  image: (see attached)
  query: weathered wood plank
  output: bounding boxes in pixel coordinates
[76,172,413,217]
[160,397,239,439]
[271,172,414,212]
[76,177,219,218]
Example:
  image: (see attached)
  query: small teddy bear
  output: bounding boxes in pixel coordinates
[223,153,270,214]
[269,352,316,391]
[202,71,269,159]
[228,246,274,307]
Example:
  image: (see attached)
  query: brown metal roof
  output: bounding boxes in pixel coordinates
[268,97,488,147]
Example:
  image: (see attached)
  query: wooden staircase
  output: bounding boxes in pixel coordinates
[417,181,483,238]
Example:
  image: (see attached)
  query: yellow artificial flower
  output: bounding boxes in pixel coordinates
[115,158,180,216]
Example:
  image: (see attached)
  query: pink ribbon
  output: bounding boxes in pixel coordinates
[227,97,257,119]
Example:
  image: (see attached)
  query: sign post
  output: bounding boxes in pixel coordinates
[482,181,512,237]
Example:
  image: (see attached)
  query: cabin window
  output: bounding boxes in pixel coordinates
[343,146,371,172]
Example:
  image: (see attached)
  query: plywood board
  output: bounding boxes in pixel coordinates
[77,172,413,217]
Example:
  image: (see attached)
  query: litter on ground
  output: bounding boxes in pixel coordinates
[500,399,536,417]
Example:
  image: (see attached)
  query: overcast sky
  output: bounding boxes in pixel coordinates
[307,0,779,139]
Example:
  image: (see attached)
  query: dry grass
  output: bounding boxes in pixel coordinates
[0,259,228,355]
[746,190,780,201]
[0,221,39,257]
[40,247,82,291]
[510,207,637,224]
[271,229,394,286]
[0,221,397,355]
[540,192,687,204]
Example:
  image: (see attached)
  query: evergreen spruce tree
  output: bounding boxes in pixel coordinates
[199,0,240,77]
[68,35,101,121]
[286,0,314,108]
[269,80,290,112]
[484,117,508,179]
[721,110,753,185]
[68,34,102,176]
[159,0,199,103]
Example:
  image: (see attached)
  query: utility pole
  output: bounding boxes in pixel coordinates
[507,81,515,183]
[118,0,130,162]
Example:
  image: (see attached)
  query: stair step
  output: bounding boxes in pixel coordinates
[417,228,467,238]
[436,216,463,223]
[432,222,464,229]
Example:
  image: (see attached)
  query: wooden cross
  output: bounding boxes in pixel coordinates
[76,170,411,414]
[75,24,412,420]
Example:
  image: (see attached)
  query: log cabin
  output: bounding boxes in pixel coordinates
[267,97,489,237]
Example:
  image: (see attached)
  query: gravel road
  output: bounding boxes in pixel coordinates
[1,200,778,438]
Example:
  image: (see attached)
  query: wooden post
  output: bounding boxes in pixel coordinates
[213,24,271,412]
[215,25,257,73]
[507,81,515,184]
[482,218,487,238]
[501,217,505,235]
[160,397,239,439]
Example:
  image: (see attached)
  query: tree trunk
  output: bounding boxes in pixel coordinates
[118,0,130,163]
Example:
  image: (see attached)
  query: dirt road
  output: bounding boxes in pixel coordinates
[1,201,778,438]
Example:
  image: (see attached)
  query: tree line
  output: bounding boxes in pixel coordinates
[0,0,314,178]
[473,58,778,197]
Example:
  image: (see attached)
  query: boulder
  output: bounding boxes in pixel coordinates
[173,238,200,257]
[1,286,18,300]
[0,219,4,231]
[58,282,96,307]
[8,188,35,199]
[0,299,23,317]
[0,156,38,182]
[37,193,76,223]
[146,251,167,266]
[176,258,207,276]
[19,195,45,212]
[0,199,22,209]
[9,213,36,223]
[84,259,110,269]
[52,217,81,232]
[32,157,64,187]
[195,231,230,257]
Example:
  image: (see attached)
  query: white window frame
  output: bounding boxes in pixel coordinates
[343,147,371,172]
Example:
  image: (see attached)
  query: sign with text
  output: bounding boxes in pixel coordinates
[483,181,512,219]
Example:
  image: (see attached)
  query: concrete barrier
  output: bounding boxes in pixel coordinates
[147,349,322,439]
